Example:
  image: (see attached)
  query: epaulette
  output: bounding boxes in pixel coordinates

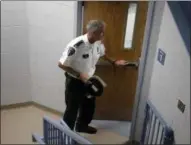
[74,40,84,48]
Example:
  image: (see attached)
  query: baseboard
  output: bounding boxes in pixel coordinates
[1,101,33,110]
[1,101,63,117]
[32,101,63,116]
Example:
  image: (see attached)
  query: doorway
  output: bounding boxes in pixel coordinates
[81,1,148,121]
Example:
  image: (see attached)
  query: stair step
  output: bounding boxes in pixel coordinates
[78,129,129,144]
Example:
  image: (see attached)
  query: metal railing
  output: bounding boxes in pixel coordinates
[141,100,174,145]
[32,116,92,145]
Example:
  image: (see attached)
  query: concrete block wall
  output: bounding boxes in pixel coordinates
[133,2,190,144]
[1,1,77,113]
[1,1,31,105]
[148,2,190,144]
[27,1,77,112]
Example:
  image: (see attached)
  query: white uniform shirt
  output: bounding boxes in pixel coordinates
[59,34,105,77]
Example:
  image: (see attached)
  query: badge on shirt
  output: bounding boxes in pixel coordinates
[68,47,75,56]
[82,54,89,59]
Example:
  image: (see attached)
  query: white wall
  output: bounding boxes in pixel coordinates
[148,2,190,144]
[26,1,77,112]
[1,1,31,105]
[1,1,77,113]
[133,1,165,141]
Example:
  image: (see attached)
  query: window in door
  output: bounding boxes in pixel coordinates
[124,3,137,50]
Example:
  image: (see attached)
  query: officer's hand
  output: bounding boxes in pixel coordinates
[115,60,127,66]
[79,73,90,83]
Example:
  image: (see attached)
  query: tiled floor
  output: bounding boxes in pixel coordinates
[1,105,130,144]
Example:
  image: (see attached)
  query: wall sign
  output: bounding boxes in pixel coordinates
[157,48,166,65]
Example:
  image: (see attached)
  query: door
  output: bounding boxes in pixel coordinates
[83,1,148,121]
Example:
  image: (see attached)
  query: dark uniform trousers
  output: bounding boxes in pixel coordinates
[63,72,96,130]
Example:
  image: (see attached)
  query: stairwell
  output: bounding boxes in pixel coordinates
[1,104,130,144]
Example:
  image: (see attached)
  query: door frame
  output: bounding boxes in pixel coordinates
[129,1,155,140]
[75,1,84,37]
[75,1,155,140]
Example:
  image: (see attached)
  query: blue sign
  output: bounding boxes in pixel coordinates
[157,48,166,65]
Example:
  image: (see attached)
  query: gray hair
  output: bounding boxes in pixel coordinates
[86,20,105,33]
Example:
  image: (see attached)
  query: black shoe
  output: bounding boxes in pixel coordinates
[76,125,97,134]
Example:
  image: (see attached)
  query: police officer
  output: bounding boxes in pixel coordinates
[58,20,127,134]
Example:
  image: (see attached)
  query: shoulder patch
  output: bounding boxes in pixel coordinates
[68,47,76,56]
[74,40,84,48]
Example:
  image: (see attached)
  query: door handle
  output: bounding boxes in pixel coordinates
[124,61,139,68]
[124,58,140,68]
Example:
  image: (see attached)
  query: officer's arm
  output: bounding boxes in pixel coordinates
[58,62,89,82]
[58,62,80,78]
[58,47,89,82]
[101,54,139,67]
[99,44,137,67]
[99,43,116,65]
[100,55,116,65]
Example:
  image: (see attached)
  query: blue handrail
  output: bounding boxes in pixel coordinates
[32,116,92,144]
[141,100,174,145]
[43,116,92,144]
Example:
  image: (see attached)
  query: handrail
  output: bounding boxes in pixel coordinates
[141,100,174,144]
[43,116,92,144]
[32,133,45,144]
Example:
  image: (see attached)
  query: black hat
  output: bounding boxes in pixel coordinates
[85,76,107,97]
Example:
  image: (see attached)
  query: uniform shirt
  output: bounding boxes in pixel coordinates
[59,34,105,78]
